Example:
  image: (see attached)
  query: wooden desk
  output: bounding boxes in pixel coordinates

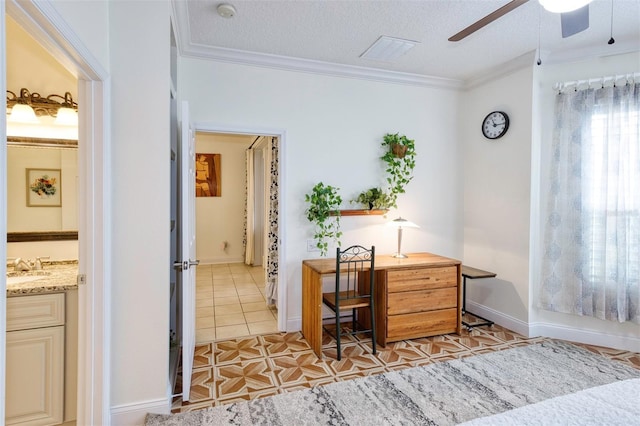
[302,253,462,358]
[461,265,497,330]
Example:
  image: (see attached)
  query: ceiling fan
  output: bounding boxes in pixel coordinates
[448,0,591,42]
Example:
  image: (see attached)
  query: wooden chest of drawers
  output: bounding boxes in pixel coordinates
[303,252,461,358]
[372,263,461,346]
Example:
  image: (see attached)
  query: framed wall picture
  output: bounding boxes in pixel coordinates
[195,153,221,197]
[26,168,62,207]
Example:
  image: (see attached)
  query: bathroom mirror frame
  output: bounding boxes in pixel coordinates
[6,136,79,242]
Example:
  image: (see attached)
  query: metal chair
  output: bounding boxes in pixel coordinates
[322,245,376,360]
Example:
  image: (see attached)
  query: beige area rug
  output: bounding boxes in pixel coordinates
[146,340,640,425]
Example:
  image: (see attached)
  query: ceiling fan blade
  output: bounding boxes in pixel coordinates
[448,0,530,42]
[561,4,589,38]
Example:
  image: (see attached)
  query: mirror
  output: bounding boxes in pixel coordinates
[6,136,78,242]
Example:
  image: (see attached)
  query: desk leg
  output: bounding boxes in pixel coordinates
[461,276,494,330]
[302,264,323,358]
[462,276,467,315]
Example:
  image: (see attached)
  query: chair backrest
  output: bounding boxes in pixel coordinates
[335,245,375,303]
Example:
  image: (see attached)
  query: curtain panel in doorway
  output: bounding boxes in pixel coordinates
[265,137,279,306]
[243,136,279,307]
[244,149,255,266]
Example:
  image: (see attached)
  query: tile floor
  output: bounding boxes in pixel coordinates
[173,315,640,413]
[195,263,277,343]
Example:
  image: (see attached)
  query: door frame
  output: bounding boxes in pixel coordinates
[194,123,288,330]
[2,1,110,424]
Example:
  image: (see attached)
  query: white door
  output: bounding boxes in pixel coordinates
[178,101,198,401]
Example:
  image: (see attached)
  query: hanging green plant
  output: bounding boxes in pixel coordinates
[304,182,342,256]
[381,133,417,208]
[351,187,393,211]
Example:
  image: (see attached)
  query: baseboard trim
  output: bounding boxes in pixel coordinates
[467,301,640,352]
[111,397,171,426]
[288,316,301,333]
[465,301,529,336]
[529,321,640,352]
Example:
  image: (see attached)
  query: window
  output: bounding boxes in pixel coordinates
[540,81,639,324]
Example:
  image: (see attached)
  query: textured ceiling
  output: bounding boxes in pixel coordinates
[174,0,640,83]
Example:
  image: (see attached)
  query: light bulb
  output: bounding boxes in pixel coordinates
[9,104,39,123]
[55,107,78,126]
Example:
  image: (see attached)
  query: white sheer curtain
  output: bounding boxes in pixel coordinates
[244,148,255,265]
[540,79,640,324]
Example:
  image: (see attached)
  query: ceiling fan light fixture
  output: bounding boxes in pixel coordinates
[539,0,592,13]
[360,36,418,62]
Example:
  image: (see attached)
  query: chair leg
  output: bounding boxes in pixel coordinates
[352,308,357,333]
[336,312,341,361]
[370,304,376,355]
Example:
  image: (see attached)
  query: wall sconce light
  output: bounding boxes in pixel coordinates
[387,217,419,259]
[6,88,78,126]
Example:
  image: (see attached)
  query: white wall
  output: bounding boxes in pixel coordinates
[179,58,463,328]
[195,133,253,264]
[107,0,171,415]
[52,0,173,420]
[6,15,76,98]
[530,51,640,351]
[46,1,110,69]
[461,62,535,333]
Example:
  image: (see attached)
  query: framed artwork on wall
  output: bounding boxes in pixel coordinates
[26,168,62,207]
[196,153,221,197]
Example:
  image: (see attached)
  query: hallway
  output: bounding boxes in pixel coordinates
[195,263,277,342]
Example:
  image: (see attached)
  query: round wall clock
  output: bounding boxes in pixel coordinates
[482,111,510,140]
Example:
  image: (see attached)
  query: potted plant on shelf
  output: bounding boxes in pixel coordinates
[381,133,417,208]
[351,187,393,211]
[304,182,342,256]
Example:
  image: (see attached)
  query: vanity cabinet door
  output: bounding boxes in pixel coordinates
[6,326,65,426]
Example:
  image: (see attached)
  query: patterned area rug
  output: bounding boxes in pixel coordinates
[146,340,640,425]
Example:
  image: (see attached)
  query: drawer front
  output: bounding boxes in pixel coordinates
[387,287,457,316]
[387,308,458,341]
[387,266,457,293]
[7,293,65,332]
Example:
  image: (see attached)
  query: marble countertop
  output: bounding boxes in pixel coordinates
[6,260,78,296]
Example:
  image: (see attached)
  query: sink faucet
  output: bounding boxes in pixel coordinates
[34,256,50,270]
[13,258,32,272]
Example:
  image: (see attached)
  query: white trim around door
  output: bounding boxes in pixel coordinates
[194,122,288,332]
[4,1,111,424]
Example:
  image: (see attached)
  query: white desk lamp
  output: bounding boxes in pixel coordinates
[387,217,419,258]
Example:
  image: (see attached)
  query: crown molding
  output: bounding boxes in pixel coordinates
[463,51,538,90]
[181,43,463,90]
[171,1,462,90]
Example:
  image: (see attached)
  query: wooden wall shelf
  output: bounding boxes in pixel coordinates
[330,209,388,216]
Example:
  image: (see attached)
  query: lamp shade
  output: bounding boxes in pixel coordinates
[55,107,78,126]
[387,217,419,258]
[9,103,39,123]
[539,0,592,13]
[386,217,419,229]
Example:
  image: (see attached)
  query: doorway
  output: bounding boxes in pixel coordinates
[193,129,284,342]
[2,3,109,424]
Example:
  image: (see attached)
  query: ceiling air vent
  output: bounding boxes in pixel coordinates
[360,35,419,62]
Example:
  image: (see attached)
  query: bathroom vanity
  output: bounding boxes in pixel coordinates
[5,261,78,426]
